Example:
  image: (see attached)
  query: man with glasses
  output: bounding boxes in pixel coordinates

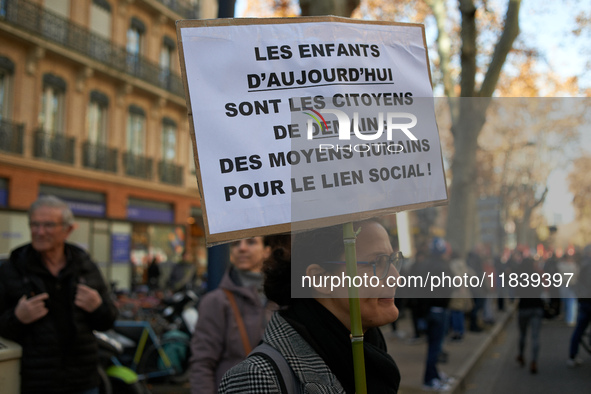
[0,195,118,394]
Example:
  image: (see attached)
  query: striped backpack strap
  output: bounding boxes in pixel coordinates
[249,342,302,394]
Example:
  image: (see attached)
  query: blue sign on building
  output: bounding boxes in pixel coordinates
[0,188,7,207]
[64,199,106,217]
[111,233,131,263]
[127,206,174,223]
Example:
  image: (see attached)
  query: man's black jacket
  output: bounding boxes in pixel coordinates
[0,243,118,393]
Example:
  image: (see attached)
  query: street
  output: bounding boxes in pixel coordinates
[463,316,591,394]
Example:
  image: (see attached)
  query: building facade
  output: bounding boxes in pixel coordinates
[0,0,216,289]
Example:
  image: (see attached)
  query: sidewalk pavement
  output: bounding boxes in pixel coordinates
[384,301,516,394]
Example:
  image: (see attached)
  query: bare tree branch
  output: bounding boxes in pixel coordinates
[459,0,477,96]
[426,0,455,98]
[532,186,549,210]
[300,0,360,17]
[479,0,522,97]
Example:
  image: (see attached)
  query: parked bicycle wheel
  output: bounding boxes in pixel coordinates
[98,364,148,394]
[110,378,148,394]
[137,330,191,383]
[98,366,112,394]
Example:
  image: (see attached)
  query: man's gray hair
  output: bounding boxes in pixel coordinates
[29,195,74,226]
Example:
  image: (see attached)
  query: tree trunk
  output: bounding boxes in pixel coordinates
[444,0,521,257]
[516,187,548,247]
[217,0,236,18]
[299,0,360,17]
[446,99,489,256]
[516,212,531,247]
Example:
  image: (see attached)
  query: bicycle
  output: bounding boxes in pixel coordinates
[113,320,191,384]
[137,328,192,384]
[95,330,146,394]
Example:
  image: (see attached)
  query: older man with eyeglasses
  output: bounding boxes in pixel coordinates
[0,195,118,394]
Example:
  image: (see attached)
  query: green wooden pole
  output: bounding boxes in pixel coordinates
[343,222,367,394]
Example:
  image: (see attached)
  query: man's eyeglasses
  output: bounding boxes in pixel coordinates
[324,251,404,279]
[29,221,64,230]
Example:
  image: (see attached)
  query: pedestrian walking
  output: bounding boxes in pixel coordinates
[404,247,430,343]
[515,257,545,374]
[167,251,198,292]
[567,244,591,367]
[557,250,579,326]
[147,256,161,290]
[467,248,486,332]
[448,252,474,342]
[421,237,454,391]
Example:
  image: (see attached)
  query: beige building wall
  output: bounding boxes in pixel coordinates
[200,0,218,19]
[0,0,210,287]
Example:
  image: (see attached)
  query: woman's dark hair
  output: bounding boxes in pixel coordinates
[263,234,292,306]
[263,220,377,306]
[264,234,291,250]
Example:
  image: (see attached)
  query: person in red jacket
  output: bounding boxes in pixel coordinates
[0,195,118,394]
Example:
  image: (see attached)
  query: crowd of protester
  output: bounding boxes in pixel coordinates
[393,239,591,389]
[110,232,591,392]
[4,197,589,393]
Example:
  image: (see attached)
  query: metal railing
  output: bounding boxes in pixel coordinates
[155,0,199,19]
[0,118,24,154]
[33,129,75,164]
[1,0,185,97]
[2,124,186,184]
[158,160,183,185]
[82,141,118,173]
[123,151,153,179]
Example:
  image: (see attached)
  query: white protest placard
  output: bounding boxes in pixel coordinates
[177,17,448,245]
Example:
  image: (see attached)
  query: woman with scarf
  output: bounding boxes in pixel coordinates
[219,220,401,393]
